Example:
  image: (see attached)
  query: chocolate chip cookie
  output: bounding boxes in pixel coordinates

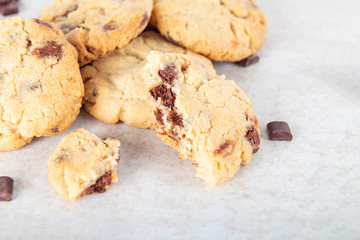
[142,51,260,185]
[81,31,212,129]
[47,128,120,200]
[0,17,84,152]
[40,0,153,66]
[150,0,267,61]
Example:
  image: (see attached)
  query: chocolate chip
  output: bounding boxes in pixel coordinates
[34,19,52,28]
[237,55,260,67]
[158,64,177,85]
[26,40,32,48]
[154,109,163,124]
[32,41,63,60]
[0,0,11,5]
[51,127,59,133]
[83,171,112,195]
[246,128,260,153]
[167,110,184,128]
[103,23,116,31]
[0,0,18,16]
[214,140,235,156]
[149,84,176,108]
[267,121,293,141]
[0,177,14,202]
[139,12,149,27]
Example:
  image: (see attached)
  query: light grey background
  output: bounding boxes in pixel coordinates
[1,0,360,239]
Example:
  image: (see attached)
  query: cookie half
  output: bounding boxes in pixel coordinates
[142,51,260,186]
[47,128,120,200]
[0,17,84,152]
[40,0,153,66]
[150,0,267,61]
[81,31,212,129]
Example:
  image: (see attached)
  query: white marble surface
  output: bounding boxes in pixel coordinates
[1,0,360,239]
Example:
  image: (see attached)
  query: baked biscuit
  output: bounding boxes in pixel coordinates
[142,51,260,185]
[0,17,83,152]
[81,31,212,129]
[150,0,267,61]
[47,128,120,200]
[40,0,153,66]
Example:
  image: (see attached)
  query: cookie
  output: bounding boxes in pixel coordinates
[142,51,260,186]
[81,31,212,129]
[150,0,267,61]
[40,0,153,66]
[47,128,120,200]
[0,17,84,152]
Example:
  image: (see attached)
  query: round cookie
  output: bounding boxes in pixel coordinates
[81,31,212,129]
[142,51,260,186]
[0,17,84,152]
[40,0,153,66]
[150,0,267,61]
[48,128,120,200]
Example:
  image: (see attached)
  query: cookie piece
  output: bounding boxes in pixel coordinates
[40,0,153,66]
[81,31,212,129]
[150,0,267,61]
[47,128,120,200]
[0,17,84,152]
[142,51,260,186]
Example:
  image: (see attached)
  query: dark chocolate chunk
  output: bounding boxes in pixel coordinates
[214,140,235,156]
[0,0,11,5]
[32,41,63,60]
[267,121,293,141]
[158,64,177,85]
[83,171,112,195]
[246,128,260,153]
[51,127,59,133]
[139,12,149,27]
[237,55,260,67]
[167,110,184,128]
[149,84,176,108]
[103,23,116,31]
[34,19,52,28]
[0,177,14,202]
[0,0,18,16]
[154,109,163,124]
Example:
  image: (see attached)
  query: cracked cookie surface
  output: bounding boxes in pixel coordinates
[81,31,212,129]
[150,0,267,61]
[0,17,84,152]
[47,128,120,200]
[40,0,153,66]
[142,51,260,185]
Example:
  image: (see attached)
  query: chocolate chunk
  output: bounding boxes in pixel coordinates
[32,41,62,60]
[0,0,18,16]
[140,12,149,27]
[103,23,116,31]
[267,121,293,141]
[0,0,11,5]
[158,64,177,85]
[34,19,52,28]
[215,140,235,156]
[237,55,260,67]
[83,171,112,195]
[0,177,14,202]
[246,128,260,153]
[167,110,184,128]
[154,109,163,124]
[51,127,59,133]
[149,84,176,108]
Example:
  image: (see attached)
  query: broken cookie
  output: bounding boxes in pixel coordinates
[47,128,120,200]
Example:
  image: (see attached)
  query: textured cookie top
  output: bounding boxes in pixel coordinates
[47,128,120,200]
[40,0,153,66]
[81,31,212,129]
[143,51,260,185]
[0,17,84,152]
[151,0,267,61]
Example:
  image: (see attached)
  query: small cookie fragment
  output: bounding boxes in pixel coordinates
[47,129,120,200]
[0,0,18,16]
[0,177,14,202]
[267,121,293,141]
[143,52,260,186]
[237,55,260,67]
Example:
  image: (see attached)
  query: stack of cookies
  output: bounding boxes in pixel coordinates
[0,0,267,200]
